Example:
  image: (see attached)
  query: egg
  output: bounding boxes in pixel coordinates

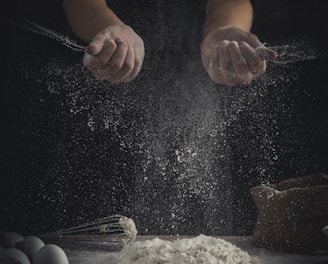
[0,231,24,248]
[32,244,69,264]
[2,248,30,264]
[323,226,328,237]
[15,236,45,259]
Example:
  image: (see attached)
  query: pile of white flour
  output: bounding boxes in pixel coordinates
[110,234,255,264]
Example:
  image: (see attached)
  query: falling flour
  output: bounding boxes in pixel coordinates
[110,234,256,264]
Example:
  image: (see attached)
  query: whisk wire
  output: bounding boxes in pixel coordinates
[40,215,137,251]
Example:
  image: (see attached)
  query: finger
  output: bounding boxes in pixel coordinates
[239,41,266,75]
[218,41,243,86]
[111,46,135,83]
[90,39,117,67]
[242,32,263,49]
[95,39,117,65]
[83,39,117,69]
[255,46,278,61]
[95,39,129,83]
[218,41,233,78]
[86,32,111,55]
[242,32,278,60]
[107,39,129,75]
[227,41,252,83]
[121,46,144,82]
[205,46,226,84]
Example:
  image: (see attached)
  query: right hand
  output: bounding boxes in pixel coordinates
[200,26,277,86]
[83,24,145,83]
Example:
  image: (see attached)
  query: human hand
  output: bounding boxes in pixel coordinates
[83,24,144,83]
[200,26,277,86]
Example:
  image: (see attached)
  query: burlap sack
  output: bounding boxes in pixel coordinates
[250,173,328,253]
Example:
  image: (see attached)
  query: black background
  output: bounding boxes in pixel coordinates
[1,0,328,236]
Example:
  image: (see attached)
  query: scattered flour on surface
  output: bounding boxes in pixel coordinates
[110,234,256,264]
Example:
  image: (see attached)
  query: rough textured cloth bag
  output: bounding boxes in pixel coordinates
[250,173,328,253]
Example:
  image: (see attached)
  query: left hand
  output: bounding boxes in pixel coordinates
[200,26,277,86]
[83,24,144,83]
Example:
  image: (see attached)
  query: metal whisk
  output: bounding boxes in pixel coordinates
[40,215,137,251]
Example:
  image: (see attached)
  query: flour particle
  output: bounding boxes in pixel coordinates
[111,234,256,264]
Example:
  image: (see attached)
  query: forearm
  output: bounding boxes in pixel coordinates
[203,0,253,36]
[63,0,124,43]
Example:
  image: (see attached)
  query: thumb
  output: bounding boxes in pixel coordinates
[85,33,108,55]
[255,46,278,61]
[244,32,278,61]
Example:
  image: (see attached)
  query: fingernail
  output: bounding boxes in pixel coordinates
[86,45,98,55]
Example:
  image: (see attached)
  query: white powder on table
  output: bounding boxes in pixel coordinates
[110,234,256,264]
